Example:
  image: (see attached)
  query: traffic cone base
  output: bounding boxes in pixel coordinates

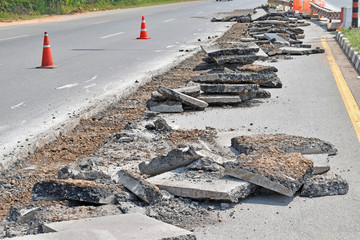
[137,16,151,40]
[37,32,58,69]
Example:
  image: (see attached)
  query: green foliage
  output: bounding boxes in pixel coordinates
[0,0,192,21]
[343,28,360,52]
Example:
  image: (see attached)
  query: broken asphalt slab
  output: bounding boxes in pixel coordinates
[231,134,337,155]
[157,85,208,110]
[224,148,313,197]
[200,84,260,94]
[300,172,349,197]
[42,214,195,240]
[149,167,256,202]
[31,180,130,205]
[201,42,259,57]
[139,146,202,176]
[114,170,162,204]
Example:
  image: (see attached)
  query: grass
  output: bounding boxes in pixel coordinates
[0,0,196,22]
[343,28,360,52]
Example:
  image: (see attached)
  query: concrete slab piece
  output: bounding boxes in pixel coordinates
[151,86,200,100]
[211,48,268,65]
[231,134,337,155]
[300,172,349,197]
[224,148,313,197]
[197,94,242,105]
[147,100,184,113]
[264,33,289,45]
[9,230,116,240]
[202,42,259,57]
[157,85,208,110]
[251,8,269,21]
[200,84,259,94]
[139,146,201,176]
[279,47,325,55]
[303,154,330,175]
[42,214,195,240]
[149,167,256,202]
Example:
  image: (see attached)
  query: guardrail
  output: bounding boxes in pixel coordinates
[309,2,341,20]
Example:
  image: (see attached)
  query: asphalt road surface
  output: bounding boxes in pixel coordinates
[0,0,265,164]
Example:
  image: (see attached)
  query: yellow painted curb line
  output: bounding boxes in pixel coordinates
[321,36,360,142]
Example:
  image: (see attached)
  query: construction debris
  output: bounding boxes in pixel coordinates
[231,134,338,155]
[224,148,313,197]
[139,146,202,176]
[32,180,128,205]
[300,172,349,197]
[303,154,330,175]
[114,170,162,204]
[42,214,195,240]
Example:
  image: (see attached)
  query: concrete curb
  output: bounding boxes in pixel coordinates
[335,31,360,74]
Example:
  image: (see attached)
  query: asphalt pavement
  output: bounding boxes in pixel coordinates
[0,0,266,165]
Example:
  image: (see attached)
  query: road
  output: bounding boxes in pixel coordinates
[162,21,360,239]
[0,0,266,164]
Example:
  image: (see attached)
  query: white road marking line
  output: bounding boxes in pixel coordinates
[197,12,204,14]
[84,83,96,89]
[92,21,109,25]
[166,45,176,48]
[0,35,29,42]
[56,83,78,90]
[164,18,175,23]
[85,75,98,83]
[155,50,165,53]
[11,102,25,109]
[100,32,124,39]
[0,26,19,30]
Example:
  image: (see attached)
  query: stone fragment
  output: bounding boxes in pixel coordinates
[191,72,280,87]
[114,170,162,204]
[147,99,184,113]
[300,172,349,197]
[303,154,330,175]
[149,167,256,202]
[251,8,269,21]
[154,118,172,132]
[279,47,325,55]
[187,157,223,172]
[224,148,313,197]
[195,149,226,165]
[200,84,259,94]
[253,20,288,26]
[58,166,110,182]
[231,134,337,155]
[117,202,147,215]
[237,64,278,74]
[42,214,195,240]
[32,180,124,205]
[8,205,40,224]
[197,94,241,105]
[157,85,208,110]
[211,48,268,65]
[201,42,259,57]
[151,86,200,100]
[240,38,256,42]
[139,146,202,176]
[264,33,289,45]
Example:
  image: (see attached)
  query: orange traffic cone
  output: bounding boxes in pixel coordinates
[137,16,151,40]
[37,32,58,69]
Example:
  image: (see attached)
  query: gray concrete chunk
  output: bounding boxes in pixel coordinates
[201,42,259,57]
[114,170,162,204]
[300,172,349,197]
[139,146,202,176]
[200,84,259,94]
[149,167,256,202]
[303,154,330,175]
[148,100,184,113]
[151,86,200,100]
[197,94,242,105]
[231,134,337,155]
[224,148,313,197]
[279,47,325,55]
[264,33,289,45]
[251,8,269,21]
[42,214,195,240]
[157,85,208,110]
[211,48,268,65]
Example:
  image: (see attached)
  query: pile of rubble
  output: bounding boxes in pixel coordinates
[148,5,326,114]
[0,5,347,240]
